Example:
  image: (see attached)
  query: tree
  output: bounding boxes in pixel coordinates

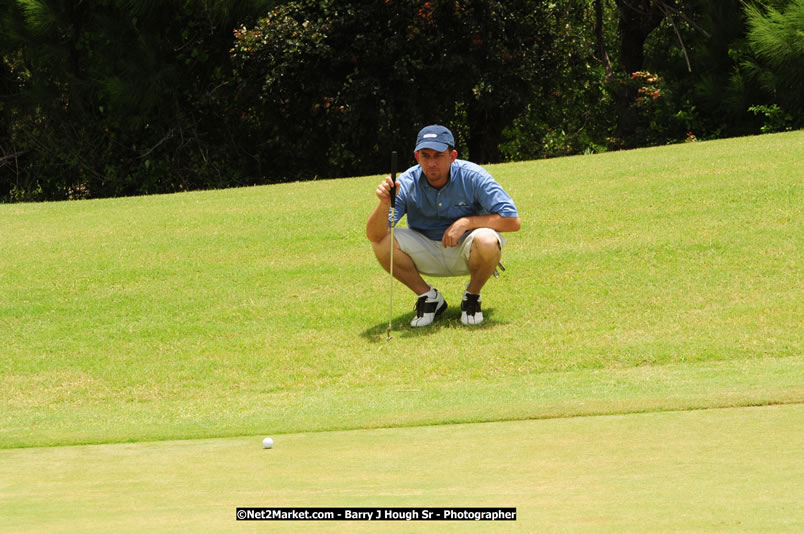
[2,0,780,201]
[743,0,804,129]
[229,0,563,180]
[636,0,761,139]
[594,0,711,145]
[501,1,612,160]
[632,0,801,140]
[0,0,275,201]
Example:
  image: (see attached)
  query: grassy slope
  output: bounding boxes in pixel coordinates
[1,132,802,448]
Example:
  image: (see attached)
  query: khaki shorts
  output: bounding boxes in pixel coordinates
[394,227,505,277]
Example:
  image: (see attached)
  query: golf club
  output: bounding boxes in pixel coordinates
[386,150,398,341]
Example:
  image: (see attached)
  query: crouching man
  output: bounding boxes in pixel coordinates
[366,125,521,326]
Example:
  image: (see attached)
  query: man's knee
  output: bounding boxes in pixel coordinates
[469,230,502,265]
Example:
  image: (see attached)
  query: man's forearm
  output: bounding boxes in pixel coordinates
[366,202,392,243]
[442,213,521,247]
[462,214,521,233]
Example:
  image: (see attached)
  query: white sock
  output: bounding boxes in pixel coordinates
[419,285,436,299]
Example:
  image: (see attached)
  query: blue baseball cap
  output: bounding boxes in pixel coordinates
[415,125,455,152]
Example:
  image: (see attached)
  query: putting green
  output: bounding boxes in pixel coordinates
[2,403,802,532]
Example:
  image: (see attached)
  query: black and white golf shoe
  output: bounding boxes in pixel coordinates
[410,287,447,327]
[460,292,483,325]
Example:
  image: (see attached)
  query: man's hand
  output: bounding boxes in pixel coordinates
[442,217,470,247]
[375,176,395,206]
[367,176,397,243]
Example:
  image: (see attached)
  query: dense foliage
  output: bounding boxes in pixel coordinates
[229,0,570,177]
[0,0,276,201]
[1,0,800,201]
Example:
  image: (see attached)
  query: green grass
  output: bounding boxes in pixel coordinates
[2,357,802,448]
[1,131,802,448]
[1,132,802,532]
[2,404,802,533]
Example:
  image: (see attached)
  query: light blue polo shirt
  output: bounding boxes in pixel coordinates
[390,159,519,241]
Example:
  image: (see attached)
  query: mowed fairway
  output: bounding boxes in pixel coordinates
[2,405,802,533]
[1,131,802,531]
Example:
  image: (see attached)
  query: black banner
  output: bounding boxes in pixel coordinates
[236,507,516,521]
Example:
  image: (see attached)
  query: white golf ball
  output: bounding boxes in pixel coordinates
[262,437,274,449]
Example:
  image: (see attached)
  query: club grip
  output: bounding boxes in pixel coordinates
[390,150,398,208]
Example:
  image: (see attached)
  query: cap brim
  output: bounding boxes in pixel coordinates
[415,141,450,152]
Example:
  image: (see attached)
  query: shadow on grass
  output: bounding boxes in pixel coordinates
[360,307,500,342]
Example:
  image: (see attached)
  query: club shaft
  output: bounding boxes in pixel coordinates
[387,151,398,340]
